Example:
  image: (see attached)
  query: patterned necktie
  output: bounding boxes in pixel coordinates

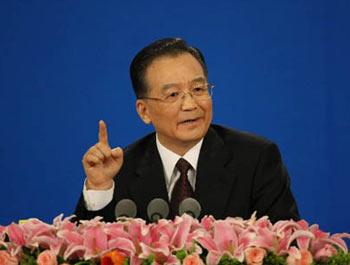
[170,158,194,218]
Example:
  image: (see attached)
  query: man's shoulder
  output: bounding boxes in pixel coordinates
[116,132,157,175]
[208,124,280,163]
[123,131,156,157]
[210,124,273,148]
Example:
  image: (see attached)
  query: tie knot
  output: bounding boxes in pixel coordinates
[175,158,192,175]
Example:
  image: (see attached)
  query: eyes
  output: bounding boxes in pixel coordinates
[165,84,209,100]
[140,83,214,103]
[167,91,180,98]
[193,85,207,93]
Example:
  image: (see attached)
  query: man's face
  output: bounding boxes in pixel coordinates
[136,53,213,153]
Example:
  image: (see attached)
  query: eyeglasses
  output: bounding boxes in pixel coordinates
[138,83,214,104]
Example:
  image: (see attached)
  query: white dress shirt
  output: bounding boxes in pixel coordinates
[83,136,203,211]
[156,136,203,199]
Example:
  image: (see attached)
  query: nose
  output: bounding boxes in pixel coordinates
[180,92,197,110]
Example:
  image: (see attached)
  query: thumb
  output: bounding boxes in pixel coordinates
[111,147,123,158]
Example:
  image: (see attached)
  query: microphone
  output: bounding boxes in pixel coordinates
[147,198,169,222]
[115,199,137,218]
[179,198,201,218]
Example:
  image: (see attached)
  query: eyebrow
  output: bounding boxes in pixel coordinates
[161,77,206,90]
[191,77,206,83]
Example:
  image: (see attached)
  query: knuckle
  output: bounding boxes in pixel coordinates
[97,152,105,159]
[105,149,112,157]
[98,142,110,154]
[89,146,97,153]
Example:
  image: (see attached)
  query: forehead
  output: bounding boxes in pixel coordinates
[145,53,206,90]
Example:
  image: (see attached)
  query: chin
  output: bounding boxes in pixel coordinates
[176,129,207,143]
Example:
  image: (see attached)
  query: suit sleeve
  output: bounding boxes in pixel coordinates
[251,142,300,223]
[74,179,127,222]
[74,186,117,222]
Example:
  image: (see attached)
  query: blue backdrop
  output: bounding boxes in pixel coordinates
[0,0,349,234]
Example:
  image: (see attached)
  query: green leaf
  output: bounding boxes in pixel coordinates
[20,254,37,265]
[142,254,155,265]
[263,252,287,265]
[311,251,350,265]
[74,260,95,265]
[123,258,130,265]
[57,256,66,264]
[218,254,243,265]
[175,249,187,262]
[20,247,38,265]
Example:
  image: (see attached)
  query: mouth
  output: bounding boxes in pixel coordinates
[178,118,201,125]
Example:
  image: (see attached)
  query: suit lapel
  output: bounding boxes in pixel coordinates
[195,127,238,218]
[132,135,169,205]
[128,127,239,220]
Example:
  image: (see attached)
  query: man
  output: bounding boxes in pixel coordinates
[75,38,299,223]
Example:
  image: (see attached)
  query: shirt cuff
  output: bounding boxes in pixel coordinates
[83,179,115,211]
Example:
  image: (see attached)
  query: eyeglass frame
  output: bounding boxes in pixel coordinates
[137,83,214,104]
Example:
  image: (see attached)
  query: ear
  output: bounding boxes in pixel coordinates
[136,99,152,124]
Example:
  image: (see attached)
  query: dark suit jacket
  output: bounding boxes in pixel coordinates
[75,124,299,223]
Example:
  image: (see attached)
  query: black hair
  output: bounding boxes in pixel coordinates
[130,38,208,98]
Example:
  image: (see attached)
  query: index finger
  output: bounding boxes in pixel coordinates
[98,120,109,146]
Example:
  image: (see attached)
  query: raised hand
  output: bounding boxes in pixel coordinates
[82,120,123,190]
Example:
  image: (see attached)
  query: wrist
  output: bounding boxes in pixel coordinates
[86,179,113,190]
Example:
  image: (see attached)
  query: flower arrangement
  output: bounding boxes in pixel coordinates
[0,213,349,265]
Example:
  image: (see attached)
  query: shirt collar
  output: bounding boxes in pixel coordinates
[156,135,203,182]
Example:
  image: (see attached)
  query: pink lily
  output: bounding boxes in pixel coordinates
[197,219,244,264]
[82,225,108,259]
[314,244,338,261]
[7,224,25,246]
[200,215,216,232]
[53,214,76,232]
[0,226,7,249]
[170,214,194,251]
[57,229,85,260]
[286,247,313,265]
[272,220,304,255]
